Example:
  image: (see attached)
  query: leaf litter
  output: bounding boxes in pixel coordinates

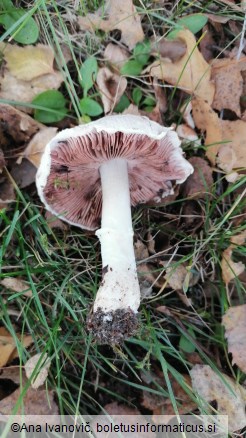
[190,365,246,432]
[222,304,246,373]
[0,0,246,429]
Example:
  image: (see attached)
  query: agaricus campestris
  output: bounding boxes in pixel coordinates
[36,114,193,344]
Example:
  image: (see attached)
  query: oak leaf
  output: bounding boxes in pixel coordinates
[211,57,243,117]
[181,157,213,199]
[0,327,33,367]
[221,231,246,285]
[222,304,246,373]
[97,67,127,113]
[20,127,58,168]
[78,0,144,50]
[190,364,246,432]
[1,277,32,297]
[3,44,55,81]
[0,387,58,422]
[25,353,51,389]
[146,30,215,104]
[192,97,246,179]
[0,45,63,110]
[104,43,129,70]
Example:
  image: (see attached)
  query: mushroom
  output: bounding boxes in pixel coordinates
[36,114,193,344]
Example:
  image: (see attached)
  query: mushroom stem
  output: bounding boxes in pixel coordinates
[88,158,140,343]
[94,158,140,314]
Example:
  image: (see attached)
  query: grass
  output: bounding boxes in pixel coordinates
[0,0,246,432]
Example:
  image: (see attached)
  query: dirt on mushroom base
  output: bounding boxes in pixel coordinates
[87,307,139,344]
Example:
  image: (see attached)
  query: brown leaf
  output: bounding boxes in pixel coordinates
[20,127,58,168]
[25,353,51,389]
[122,103,140,116]
[211,58,243,117]
[199,25,215,62]
[104,43,129,70]
[206,13,231,24]
[176,124,198,142]
[192,97,246,179]
[2,44,55,81]
[152,38,187,62]
[0,175,15,209]
[0,148,5,170]
[45,211,69,230]
[181,101,195,129]
[221,231,246,284]
[190,364,246,432]
[162,263,197,292]
[212,0,243,11]
[78,0,144,50]
[142,374,196,423]
[104,402,141,415]
[181,157,213,199]
[1,277,32,297]
[97,67,127,113]
[0,387,58,420]
[0,73,63,113]
[146,30,215,104]
[134,240,149,261]
[0,366,25,385]
[152,78,167,114]
[11,159,37,189]
[182,200,205,232]
[0,104,43,153]
[0,327,33,367]
[222,305,246,373]
[0,45,63,112]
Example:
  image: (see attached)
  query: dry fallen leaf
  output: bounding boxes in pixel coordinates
[181,101,195,129]
[0,387,58,421]
[190,364,246,432]
[0,177,15,209]
[0,45,63,110]
[199,25,215,62]
[104,43,129,70]
[1,277,32,297]
[163,263,197,292]
[3,44,56,81]
[181,157,213,199]
[211,57,243,117]
[0,148,5,171]
[11,159,37,189]
[134,240,157,296]
[192,97,246,179]
[0,104,43,152]
[78,0,144,50]
[151,38,187,62]
[221,230,246,285]
[122,103,140,116]
[97,67,127,113]
[0,366,25,385]
[146,29,215,104]
[134,239,149,261]
[20,127,58,168]
[0,327,33,368]
[152,77,167,114]
[176,124,199,142]
[141,374,196,423]
[25,353,51,389]
[222,248,245,285]
[222,304,246,373]
[45,211,69,230]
